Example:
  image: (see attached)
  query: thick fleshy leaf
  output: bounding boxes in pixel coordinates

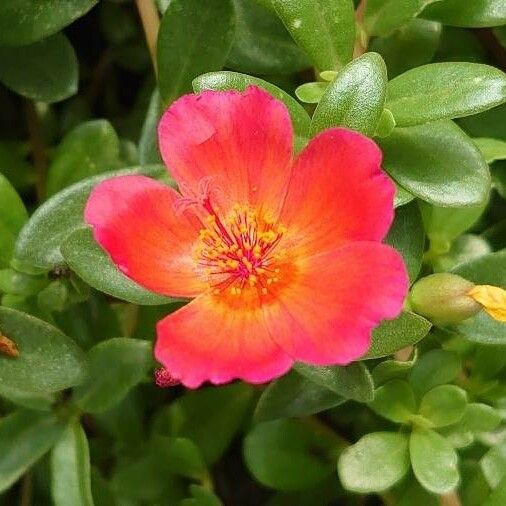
[0,173,28,267]
[481,442,506,488]
[193,71,311,142]
[0,410,65,493]
[370,19,442,78]
[294,362,374,402]
[254,370,345,422]
[385,201,425,282]
[61,228,172,305]
[364,311,432,359]
[73,338,153,413]
[160,383,253,465]
[244,419,338,491]
[311,52,387,137]
[0,306,87,394]
[408,349,461,397]
[14,165,165,271]
[423,0,506,28]
[387,63,506,126]
[0,0,97,46]
[369,380,417,423]
[51,422,93,506]
[0,34,77,103]
[226,0,310,74]
[379,120,491,206]
[338,432,410,493]
[46,120,121,197]
[418,385,467,427]
[410,429,459,494]
[364,0,441,37]
[157,0,235,105]
[474,137,506,163]
[372,351,418,385]
[460,403,502,433]
[270,0,355,71]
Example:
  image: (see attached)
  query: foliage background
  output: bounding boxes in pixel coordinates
[0,0,506,505]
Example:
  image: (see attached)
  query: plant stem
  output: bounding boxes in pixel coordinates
[24,100,48,201]
[135,0,160,77]
[19,472,33,506]
[440,492,462,506]
[354,0,369,58]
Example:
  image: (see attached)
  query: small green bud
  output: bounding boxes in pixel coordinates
[409,273,481,325]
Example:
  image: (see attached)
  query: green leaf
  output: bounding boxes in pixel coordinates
[364,0,441,37]
[474,137,506,163]
[423,0,506,28]
[372,351,418,386]
[369,380,417,423]
[227,0,309,74]
[418,385,467,427]
[157,0,235,105]
[0,34,77,103]
[0,173,28,267]
[295,82,328,104]
[181,485,223,506]
[433,234,492,272]
[364,311,432,359]
[338,432,410,493]
[153,436,207,481]
[139,89,162,165]
[193,71,311,143]
[294,362,374,402]
[370,19,442,78]
[0,0,97,46]
[0,383,55,411]
[46,120,121,197]
[484,476,506,506]
[451,311,506,345]
[460,403,502,433]
[162,383,253,465]
[51,421,93,506]
[420,201,487,253]
[408,349,461,397]
[61,228,171,305]
[0,306,87,393]
[385,201,425,282]
[243,419,337,491]
[387,63,506,127]
[311,52,387,137]
[410,429,459,494]
[379,120,491,206]
[453,249,506,287]
[481,442,506,488]
[271,0,355,71]
[14,165,165,271]
[254,370,344,422]
[73,338,153,413]
[0,410,65,493]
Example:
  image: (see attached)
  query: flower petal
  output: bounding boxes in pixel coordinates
[263,242,408,365]
[158,86,293,215]
[84,175,205,298]
[154,291,293,388]
[280,128,395,256]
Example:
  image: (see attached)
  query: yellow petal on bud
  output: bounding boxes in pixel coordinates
[468,285,506,322]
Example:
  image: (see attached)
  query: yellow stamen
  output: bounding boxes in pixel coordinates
[468,285,506,322]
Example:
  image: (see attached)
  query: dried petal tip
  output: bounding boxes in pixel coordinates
[0,333,19,358]
[468,285,506,322]
[154,367,180,388]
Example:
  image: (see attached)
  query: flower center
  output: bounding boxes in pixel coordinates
[194,199,286,296]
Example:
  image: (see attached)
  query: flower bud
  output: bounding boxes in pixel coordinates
[409,273,481,325]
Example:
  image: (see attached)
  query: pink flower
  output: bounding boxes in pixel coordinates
[85,86,408,388]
